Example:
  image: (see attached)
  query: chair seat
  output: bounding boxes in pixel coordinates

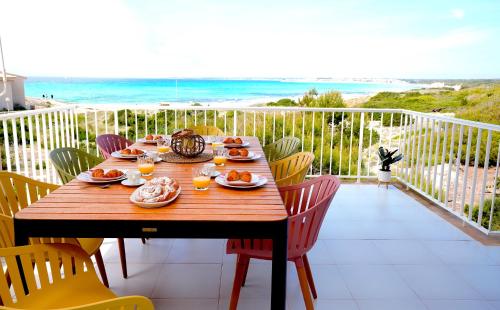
[13,274,116,309]
[227,239,275,260]
[77,238,104,256]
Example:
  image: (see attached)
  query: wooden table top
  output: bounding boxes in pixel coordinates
[15,136,288,223]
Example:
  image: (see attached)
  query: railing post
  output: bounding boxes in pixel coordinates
[356,112,364,183]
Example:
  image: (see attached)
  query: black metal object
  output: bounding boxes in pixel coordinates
[14,217,288,310]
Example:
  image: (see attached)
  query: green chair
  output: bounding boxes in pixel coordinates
[263,137,301,162]
[49,147,103,184]
[49,147,135,280]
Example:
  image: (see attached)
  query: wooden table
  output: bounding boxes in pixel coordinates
[14,136,288,309]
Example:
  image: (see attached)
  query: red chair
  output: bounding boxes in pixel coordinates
[226,175,341,310]
[96,134,133,159]
[95,134,146,279]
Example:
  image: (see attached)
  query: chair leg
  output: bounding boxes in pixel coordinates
[241,258,250,287]
[303,254,317,299]
[94,249,109,288]
[117,238,128,278]
[295,259,314,310]
[141,238,146,244]
[229,255,249,310]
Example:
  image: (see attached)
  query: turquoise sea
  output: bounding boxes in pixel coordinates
[25,77,421,106]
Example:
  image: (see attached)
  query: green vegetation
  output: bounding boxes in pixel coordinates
[464,198,500,231]
[360,84,500,125]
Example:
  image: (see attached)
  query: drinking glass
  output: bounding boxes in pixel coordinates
[213,147,227,166]
[157,138,171,153]
[137,154,155,177]
[211,136,224,149]
[192,167,210,191]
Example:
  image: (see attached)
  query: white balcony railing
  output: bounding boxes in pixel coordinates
[1,105,499,235]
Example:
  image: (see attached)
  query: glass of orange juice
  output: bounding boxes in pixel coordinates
[213,147,227,166]
[138,154,155,177]
[192,167,210,191]
[157,138,171,153]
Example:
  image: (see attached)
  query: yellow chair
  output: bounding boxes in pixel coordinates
[0,243,153,310]
[0,171,109,287]
[269,152,315,187]
[190,125,224,136]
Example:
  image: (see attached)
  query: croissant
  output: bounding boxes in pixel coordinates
[223,137,235,144]
[91,169,105,178]
[240,171,252,182]
[228,148,240,156]
[226,170,240,181]
[234,137,243,144]
[238,148,249,157]
[145,134,154,141]
[120,148,131,155]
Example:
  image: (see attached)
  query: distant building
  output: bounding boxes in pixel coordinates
[0,72,27,110]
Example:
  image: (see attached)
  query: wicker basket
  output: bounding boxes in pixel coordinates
[171,129,206,158]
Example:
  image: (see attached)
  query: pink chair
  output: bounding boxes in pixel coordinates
[95,134,146,278]
[96,134,133,159]
[226,175,341,310]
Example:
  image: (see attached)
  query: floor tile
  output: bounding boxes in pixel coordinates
[338,265,417,299]
[219,261,273,299]
[303,240,335,264]
[395,265,482,299]
[404,221,472,241]
[287,265,352,300]
[488,301,500,310]
[218,298,271,310]
[373,240,443,265]
[324,240,389,264]
[152,264,222,298]
[101,238,173,264]
[356,299,427,310]
[288,298,359,310]
[422,299,495,310]
[153,298,218,310]
[424,241,495,265]
[451,265,500,300]
[105,263,163,297]
[166,239,224,263]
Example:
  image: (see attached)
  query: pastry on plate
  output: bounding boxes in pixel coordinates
[228,148,240,156]
[223,137,235,144]
[226,170,240,181]
[234,137,243,144]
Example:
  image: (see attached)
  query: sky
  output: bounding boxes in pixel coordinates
[0,0,499,79]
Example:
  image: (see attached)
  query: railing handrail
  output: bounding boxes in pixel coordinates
[403,109,500,131]
[0,106,75,120]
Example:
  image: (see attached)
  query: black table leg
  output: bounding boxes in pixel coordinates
[14,219,30,246]
[271,219,288,310]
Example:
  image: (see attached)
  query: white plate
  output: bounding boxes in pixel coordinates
[87,169,128,181]
[210,170,221,178]
[138,137,163,144]
[77,172,127,184]
[215,174,268,189]
[228,152,262,162]
[121,178,146,187]
[224,141,249,148]
[111,150,145,159]
[130,187,181,208]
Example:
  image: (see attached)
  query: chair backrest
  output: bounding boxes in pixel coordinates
[0,244,99,307]
[263,137,300,162]
[0,171,58,217]
[280,175,340,258]
[49,148,102,184]
[190,125,224,136]
[0,171,79,247]
[269,152,314,187]
[0,214,14,248]
[96,134,133,159]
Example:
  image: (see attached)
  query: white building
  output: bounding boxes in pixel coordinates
[0,72,27,111]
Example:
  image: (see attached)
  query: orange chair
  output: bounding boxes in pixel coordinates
[226,176,341,310]
[269,152,314,187]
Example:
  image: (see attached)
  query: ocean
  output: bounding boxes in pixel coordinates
[25,77,421,106]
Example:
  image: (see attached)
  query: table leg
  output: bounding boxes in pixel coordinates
[13,219,30,294]
[271,219,288,310]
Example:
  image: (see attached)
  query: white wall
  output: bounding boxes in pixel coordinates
[0,81,14,110]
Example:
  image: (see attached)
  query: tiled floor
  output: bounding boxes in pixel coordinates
[97,184,500,310]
